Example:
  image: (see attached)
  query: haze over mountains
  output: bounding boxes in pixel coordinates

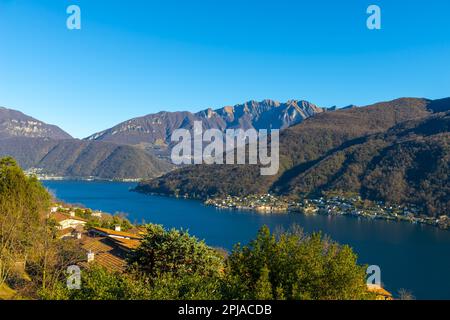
[136,97,450,217]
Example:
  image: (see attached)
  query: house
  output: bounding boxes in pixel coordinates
[91,211,103,218]
[88,226,143,240]
[78,227,144,272]
[303,205,319,215]
[367,284,393,300]
[51,212,87,234]
[57,227,75,239]
[57,225,84,239]
[109,237,142,253]
[50,206,60,213]
[79,235,128,273]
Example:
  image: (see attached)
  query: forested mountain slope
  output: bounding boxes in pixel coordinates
[136,97,449,215]
[0,137,172,179]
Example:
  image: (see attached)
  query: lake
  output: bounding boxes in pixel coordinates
[43,180,450,300]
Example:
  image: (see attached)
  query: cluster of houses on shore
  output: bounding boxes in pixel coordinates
[303,196,449,230]
[206,194,449,230]
[205,194,289,213]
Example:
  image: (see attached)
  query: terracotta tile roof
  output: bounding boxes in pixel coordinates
[78,255,125,273]
[90,227,143,240]
[80,236,127,273]
[367,284,393,300]
[52,212,88,223]
[127,226,147,236]
[57,227,74,238]
[110,237,141,251]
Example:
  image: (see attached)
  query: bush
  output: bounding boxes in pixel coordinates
[223,226,372,300]
[128,224,224,279]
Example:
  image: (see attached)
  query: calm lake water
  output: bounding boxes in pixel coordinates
[43,180,450,300]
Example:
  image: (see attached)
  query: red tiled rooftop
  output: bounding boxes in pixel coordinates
[80,236,127,273]
[90,227,143,240]
[51,212,88,223]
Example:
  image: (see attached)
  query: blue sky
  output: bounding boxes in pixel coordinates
[0,0,449,138]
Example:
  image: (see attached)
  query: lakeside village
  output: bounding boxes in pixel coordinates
[25,168,140,182]
[205,193,449,230]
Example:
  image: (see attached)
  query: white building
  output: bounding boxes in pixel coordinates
[52,212,87,230]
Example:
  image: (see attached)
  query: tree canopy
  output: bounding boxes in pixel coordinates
[0,157,51,288]
[127,224,224,279]
[70,225,372,300]
[224,226,372,300]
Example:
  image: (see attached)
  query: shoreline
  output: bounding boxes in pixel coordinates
[204,195,449,231]
[38,176,141,183]
[209,204,450,230]
[45,181,450,232]
[135,189,449,231]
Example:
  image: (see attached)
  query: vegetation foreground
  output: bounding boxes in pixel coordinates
[1,157,380,300]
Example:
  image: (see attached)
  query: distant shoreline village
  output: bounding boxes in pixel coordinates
[205,194,449,231]
[25,168,141,183]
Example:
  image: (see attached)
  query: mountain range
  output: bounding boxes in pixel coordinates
[0,107,171,179]
[136,97,450,217]
[85,100,323,156]
[0,99,323,179]
[2,97,449,215]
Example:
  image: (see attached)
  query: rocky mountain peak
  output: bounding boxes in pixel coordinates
[0,107,72,140]
[83,99,324,153]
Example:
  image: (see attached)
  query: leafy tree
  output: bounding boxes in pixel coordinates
[40,224,375,301]
[85,213,132,231]
[128,224,223,279]
[56,265,223,300]
[145,272,222,300]
[254,265,273,300]
[0,157,85,299]
[66,266,151,300]
[0,157,50,288]
[29,238,84,299]
[224,225,372,300]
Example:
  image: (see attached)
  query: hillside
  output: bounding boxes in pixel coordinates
[85,99,323,155]
[278,111,449,216]
[0,107,72,139]
[136,97,449,215]
[0,106,172,179]
[0,158,374,301]
[0,137,172,180]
